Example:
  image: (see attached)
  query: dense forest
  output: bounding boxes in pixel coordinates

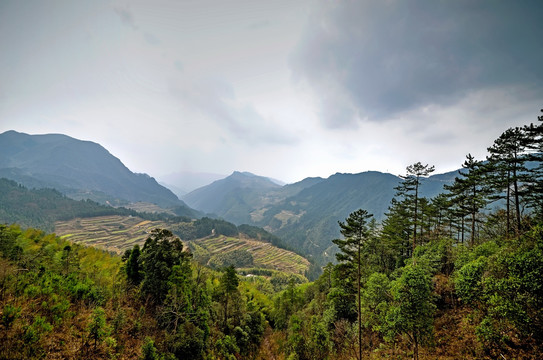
[1,109,543,359]
[0,179,185,233]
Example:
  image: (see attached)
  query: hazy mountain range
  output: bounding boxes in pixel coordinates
[0,130,459,263]
[0,130,195,214]
[182,169,458,262]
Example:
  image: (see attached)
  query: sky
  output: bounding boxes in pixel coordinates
[1,0,542,184]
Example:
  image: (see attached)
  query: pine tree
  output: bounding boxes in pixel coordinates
[444,154,490,246]
[220,265,240,331]
[396,162,435,251]
[381,197,413,266]
[333,209,373,360]
[139,229,191,304]
[487,127,530,237]
[125,244,143,286]
[522,109,543,218]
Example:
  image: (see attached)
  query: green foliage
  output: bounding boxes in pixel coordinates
[0,178,140,232]
[88,307,109,349]
[164,321,206,360]
[272,281,305,329]
[1,110,542,359]
[141,337,160,360]
[124,244,143,286]
[23,315,53,344]
[215,334,239,360]
[0,224,271,359]
[361,272,390,333]
[208,249,254,269]
[475,226,543,350]
[413,237,455,275]
[387,263,435,359]
[269,271,306,292]
[174,217,238,240]
[455,256,488,304]
[139,229,192,304]
[1,304,21,328]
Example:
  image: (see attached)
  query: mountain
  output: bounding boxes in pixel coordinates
[0,130,193,211]
[0,177,142,232]
[182,171,282,224]
[159,171,226,196]
[185,170,459,264]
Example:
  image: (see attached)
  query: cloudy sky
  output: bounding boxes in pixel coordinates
[1,0,542,183]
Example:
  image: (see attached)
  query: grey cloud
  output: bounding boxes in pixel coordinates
[319,92,358,129]
[144,32,160,46]
[169,78,297,146]
[174,60,184,72]
[248,20,271,30]
[114,6,137,29]
[291,0,543,126]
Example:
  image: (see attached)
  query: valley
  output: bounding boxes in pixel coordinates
[54,214,310,278]
[2,112,543,359]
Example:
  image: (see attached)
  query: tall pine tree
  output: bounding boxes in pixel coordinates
[444,154,490,246]
[395,162,435,251]
[333,209,373,360]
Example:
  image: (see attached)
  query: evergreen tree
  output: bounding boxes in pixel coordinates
[522,109,543,217]
[333,209,373,360]
[387,263,435,360]
[429,193,451,237]
[87,307,109,350]
[396,162,435,251]
[381,197,413,267]
[139,229,191,305]
[125,244,143,286]
[487,127,531,237]
[220,265,240,331]
[444,154,490,246]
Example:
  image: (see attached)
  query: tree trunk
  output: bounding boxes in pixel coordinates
[413,182,419,251]
[358,240,362,360]
[224,294,228,331]
[513,164,521,237]
[506,169,511,236]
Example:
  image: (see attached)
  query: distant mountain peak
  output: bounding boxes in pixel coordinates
[231,171,256,177]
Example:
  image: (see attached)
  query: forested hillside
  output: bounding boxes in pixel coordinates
[0,178,139,232]
[266,110,543,359]
[1,110,543,359]
[183,169,458,266]
[0,225,270,359]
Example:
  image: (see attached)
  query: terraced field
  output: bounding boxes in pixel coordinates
[55,215,169,254]
[193,236,310,276]
[55,215,311,277]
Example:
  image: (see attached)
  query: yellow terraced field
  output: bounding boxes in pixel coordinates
[55,216,310,277]
[55,215,169,254]
[194,236,310,276]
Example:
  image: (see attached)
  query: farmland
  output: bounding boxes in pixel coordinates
[55,215,310,277]
[54,215,170,254]
[190,235,310,276]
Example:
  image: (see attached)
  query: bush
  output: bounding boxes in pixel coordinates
[455,256,488,304]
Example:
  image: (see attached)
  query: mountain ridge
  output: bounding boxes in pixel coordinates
[0,130,194,211]
[184,169,460,263]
